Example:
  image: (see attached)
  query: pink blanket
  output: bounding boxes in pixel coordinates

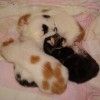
[0,0,100,100]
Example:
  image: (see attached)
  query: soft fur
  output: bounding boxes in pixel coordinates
[0,6,99,94]
[1,38,68,94]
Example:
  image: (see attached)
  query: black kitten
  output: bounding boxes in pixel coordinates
[44,35,99,83]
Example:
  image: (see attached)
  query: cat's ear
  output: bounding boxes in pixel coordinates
[18,14,31,26]
[17,14,31,37]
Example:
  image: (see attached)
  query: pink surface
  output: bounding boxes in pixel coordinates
[0,0,100,100]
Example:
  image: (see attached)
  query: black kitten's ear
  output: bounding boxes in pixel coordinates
[75,24,85,43]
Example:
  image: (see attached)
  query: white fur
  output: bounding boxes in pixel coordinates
[1,38,68,94]
[18,7,81,47]
[2,6,98,94]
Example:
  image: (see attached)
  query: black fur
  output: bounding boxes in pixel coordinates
[42,24,49,34]
[43,15,50,18]
[16,74,37,87]
[44,36,99,83]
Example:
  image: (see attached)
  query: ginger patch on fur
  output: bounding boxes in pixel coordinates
[54,64,62,80]
[51,80,66,94]
[18,14,31,26]
[42,80,49,90]
[43,62,53,80]
[2,38,14,46]
[30,55,40,64]
[75,24,85,42]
